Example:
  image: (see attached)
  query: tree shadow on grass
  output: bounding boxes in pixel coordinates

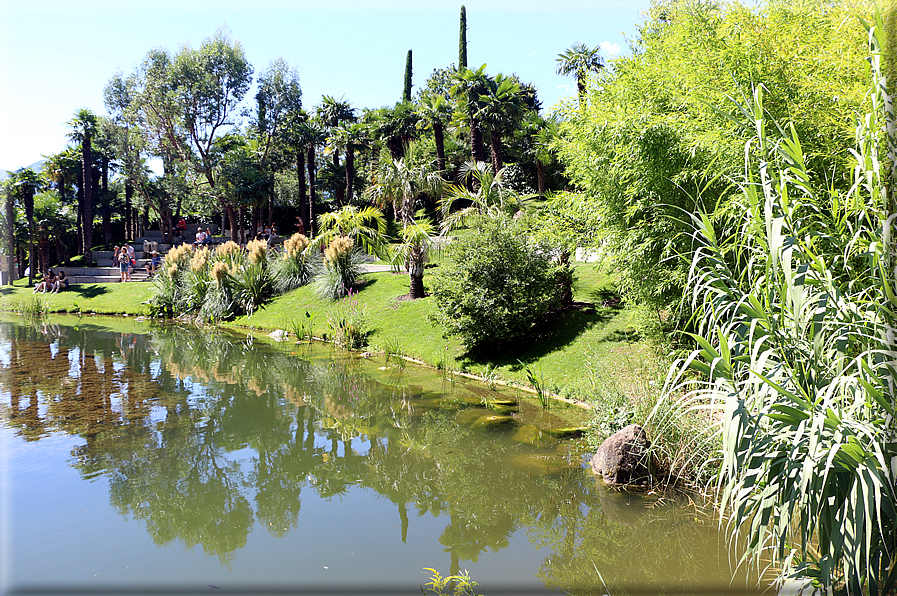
[67,285,110,298]
[457,299,627,372]
[0,287,14,296]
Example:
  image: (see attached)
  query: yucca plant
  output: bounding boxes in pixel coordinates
[656,16,896,595]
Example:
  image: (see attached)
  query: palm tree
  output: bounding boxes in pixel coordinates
[417,94,452,177]
[331,122,369,205]
[364,142,442,227]
[391,217,440,299]
[439,161,533,233]
[522,111,559,197]
[10,168,44,285]
[369,102,420,160]
[67,108,98,264]
[450,65,491,164]
[476,74,524,174]
[313,205,387,257]
[317,96,356,205]
[556,43,604,106]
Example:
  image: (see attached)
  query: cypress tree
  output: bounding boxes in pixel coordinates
[459,6,467,69]
[403,49,413,102]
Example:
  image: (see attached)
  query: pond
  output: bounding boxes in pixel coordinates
[0,315,767,595]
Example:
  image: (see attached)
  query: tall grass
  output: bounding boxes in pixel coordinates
[657,17,896,594]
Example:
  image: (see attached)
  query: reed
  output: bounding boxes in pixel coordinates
[656,16,897,594]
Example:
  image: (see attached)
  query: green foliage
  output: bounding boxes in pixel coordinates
[429,216,565,353]
[553,0,873,329]
[657,19,896,593]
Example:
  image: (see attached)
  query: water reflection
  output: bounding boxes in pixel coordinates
[0,317,762,594]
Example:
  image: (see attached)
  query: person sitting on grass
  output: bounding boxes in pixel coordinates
[145,251,161,277]
[52,271,68,293]
[33,270,56,293]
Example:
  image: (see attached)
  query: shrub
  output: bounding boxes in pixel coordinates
[429,216,566,352]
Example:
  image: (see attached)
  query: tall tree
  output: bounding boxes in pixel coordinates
[67,108,98,264]
[103,72,144,241]
[317,96,356,205]
[417,94,452,177]
[459,6,468,69]
[403,50,413,103]
[451,65,490,164]
[476,74,524,174]
[556,43,604,106]
[10,168,44,284]
[364,141,442,226]
[332,122,368,205]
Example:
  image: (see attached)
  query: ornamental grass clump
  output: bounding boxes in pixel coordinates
[313,236,365,300]
[149,243,194,317]
[201,261,236,321]
[231,239,274,316]
[272,233,315,293]
[656,19,896,595]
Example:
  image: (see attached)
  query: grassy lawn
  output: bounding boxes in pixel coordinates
[0,264,666,404]
[0,277,154,316]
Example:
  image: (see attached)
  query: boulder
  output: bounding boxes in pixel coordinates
[590,424,652,485]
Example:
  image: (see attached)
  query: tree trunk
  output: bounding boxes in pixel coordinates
[39,236,50,274]
[408,245,426,299]
[470,117,486,163]
[537,162,546,198]
[434,122,446,177]
[226,204,238,245]
[297,150,308,234]
[102,156,111,246]
[345,145,355,205]
[5,189,16,280]
[81,133,93,265]
[25,189,34,286]
[490,128,503,175]
[125,180,133,242]
[307,145,317,238]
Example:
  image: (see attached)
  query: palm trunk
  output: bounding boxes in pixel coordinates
[470,117,485,163]
[81,133,93,265]
[307,145,317,238]
[537,162,546,198]
[345,145,355,204]
[408,245,426,299]
[434,122,446,177]
[125,181,133,241]
[297,150,308,235]
[489,128,503,174]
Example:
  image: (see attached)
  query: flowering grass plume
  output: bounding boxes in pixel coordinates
[246,239,268,265]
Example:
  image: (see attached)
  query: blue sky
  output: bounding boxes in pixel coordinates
[0,0,653,171]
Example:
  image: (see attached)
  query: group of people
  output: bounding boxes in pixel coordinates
[115,245,162,281]
[33,270,68,293]
[255,223,279,244]
[194,227,213,247]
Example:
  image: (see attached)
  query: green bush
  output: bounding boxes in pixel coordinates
[429,216,565,352]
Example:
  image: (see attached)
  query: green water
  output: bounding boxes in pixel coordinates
[0,315,765,595]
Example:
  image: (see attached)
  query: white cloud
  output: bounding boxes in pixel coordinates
[599,41,622,57]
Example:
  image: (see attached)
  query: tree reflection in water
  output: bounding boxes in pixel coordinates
[0,317,761,593]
